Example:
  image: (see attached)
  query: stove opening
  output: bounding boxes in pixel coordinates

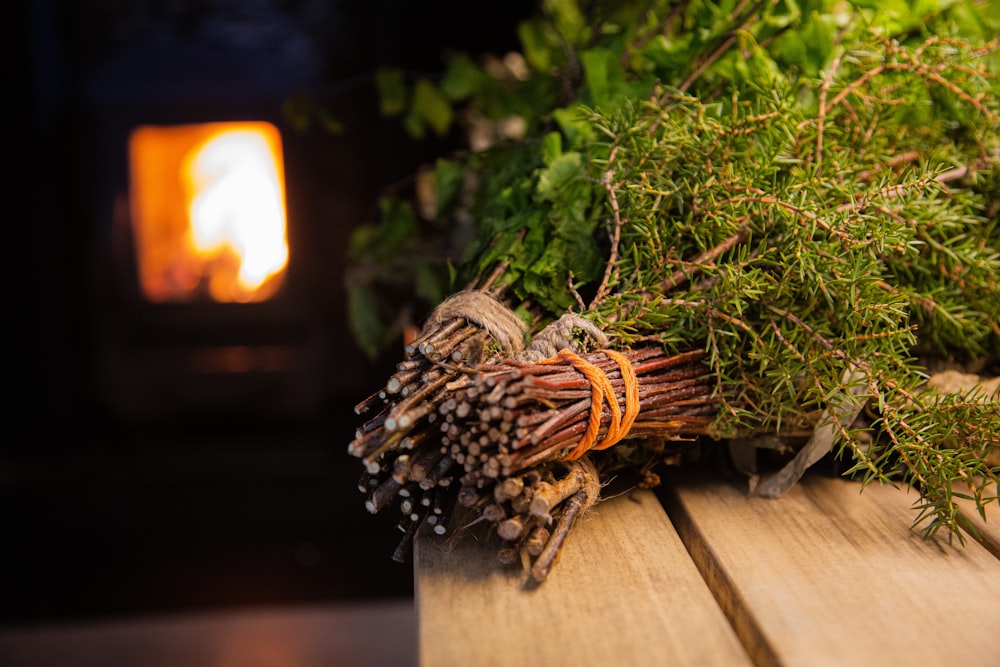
[129,121,289,303]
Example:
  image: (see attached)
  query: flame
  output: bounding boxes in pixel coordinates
[129,122,289,303]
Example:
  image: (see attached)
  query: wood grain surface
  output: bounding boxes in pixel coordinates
[415,488,751,667]
[661,470,1000,667]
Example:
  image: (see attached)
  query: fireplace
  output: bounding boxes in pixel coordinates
[128,120,290,304]
[77,17,358,430]
[9,0,535,625]
[21,0,542,435]
[5,2,428,622]
[93,110,328,428]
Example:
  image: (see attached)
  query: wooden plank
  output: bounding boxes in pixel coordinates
[414,489,752,667]
[661,470,1000,667]
[958,479,1000,559]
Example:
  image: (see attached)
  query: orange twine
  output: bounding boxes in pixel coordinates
[548,348,640,461]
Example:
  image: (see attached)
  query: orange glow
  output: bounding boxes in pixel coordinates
[129,121,289,302]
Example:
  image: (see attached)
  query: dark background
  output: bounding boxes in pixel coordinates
[8,0,533,626]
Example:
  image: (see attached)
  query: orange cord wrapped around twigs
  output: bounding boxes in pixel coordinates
[436,344,720,484]
[539,349,641,460]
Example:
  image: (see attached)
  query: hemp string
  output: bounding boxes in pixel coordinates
[518,313,608,362]
[423,292,609,361]
[421,290,528,357]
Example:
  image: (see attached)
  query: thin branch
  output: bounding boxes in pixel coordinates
[815,50,844,167]
[660,222,750,293]
[727,192,851,242]
[590,146,624,309]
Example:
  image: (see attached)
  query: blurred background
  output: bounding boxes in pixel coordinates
[8,0,532,627]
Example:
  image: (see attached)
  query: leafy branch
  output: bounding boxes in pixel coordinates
[345,0,1000,575]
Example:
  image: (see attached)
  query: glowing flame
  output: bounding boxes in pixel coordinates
[129,122,289,303]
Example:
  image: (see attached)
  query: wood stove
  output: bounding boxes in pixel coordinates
[78,13,364,431]
[93,112,330,428]
[9,0,535,624]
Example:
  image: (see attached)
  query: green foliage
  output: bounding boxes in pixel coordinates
[457,141,605,313]
[345,197,452,358]
[281,92,344,134]
[374,67,409,116]
[347,0,1000,539]
[406,80,454,139]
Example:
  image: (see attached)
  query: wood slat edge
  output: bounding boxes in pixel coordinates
[957,480,1000,559]
[661,470,1000,667]
[414,488,751,667]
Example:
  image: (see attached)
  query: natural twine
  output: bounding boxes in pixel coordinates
[421,291,528,357]
[518,313,608,362]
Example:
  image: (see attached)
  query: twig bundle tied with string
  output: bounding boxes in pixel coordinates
[350,284,719,582]
[345,1,1000,584]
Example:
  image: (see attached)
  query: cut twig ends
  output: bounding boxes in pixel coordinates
[350,296,720,581]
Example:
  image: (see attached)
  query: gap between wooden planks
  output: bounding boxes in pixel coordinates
[957,479,1000,558]
[660,469,1000,667]
[415,470,1000,667]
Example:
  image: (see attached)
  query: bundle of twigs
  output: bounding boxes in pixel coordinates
[447,345,718,483]
[349,289,720,581]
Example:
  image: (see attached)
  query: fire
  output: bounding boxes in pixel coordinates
[129,121,289,302]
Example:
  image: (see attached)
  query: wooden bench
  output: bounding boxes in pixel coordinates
[415,470,1000,666]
